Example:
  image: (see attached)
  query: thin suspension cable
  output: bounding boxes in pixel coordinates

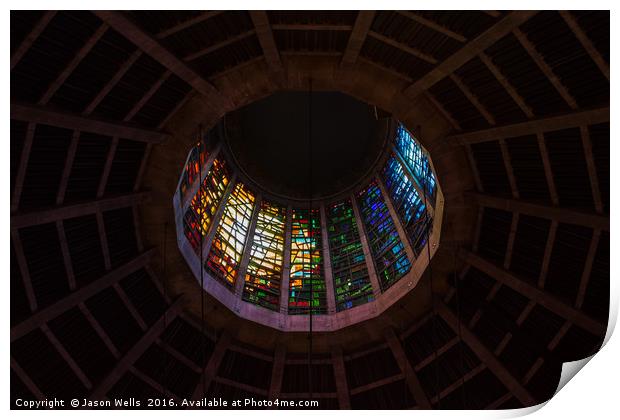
[162,221,168,397]
[307,77,313,399]
[199,125,206,398]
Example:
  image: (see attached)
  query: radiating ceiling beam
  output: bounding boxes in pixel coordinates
[57,220,76,291]
[479,52,534,119]
[93,11,228,110]
[368,31,438,64]
[384,328,431,408]
[559,11,609,80]
[268,344,286,400]
[11,358,46,400]
[331,346,351,409]
[446,107,610,144]
[90,296,185,399]
[460,249,606,335]
[536,133,560,206]
[41,324,93,389]
[469,192,609,231]
[513,28,578,110]
[449,74,495,125]
[11,191,150,229]
[79,302,121,358]
[11,228,37,312]
[96,137,119,199]
[39,23,109,105]
[56,131,80,205]
[183,30,256,62]
[498,139,519,199]
[83,50,142,116]
[403,11,537,98]
[341,11,376,66]
[11,249,156,341]
[11,11,57,70]
[575,229,601,309]
[192,331,232,399]
[155,11,223,39]
[395,11,467,42]
[580,126,604,214]
[249,11,281,71]
[11,122,36,212]
[425,92,461,131]
[11,102,171,144]
[124,70,172,122]
[436,301,536,406]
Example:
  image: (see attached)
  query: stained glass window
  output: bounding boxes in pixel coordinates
[178,142,209,201]
[357,181,411,291]
[243,201,286,311]
[327,200,374,311]
[289,208,327,315]
[205,182,255,288]
[395,124,436,203]
[183,158,230,253]
[382,157,431,256]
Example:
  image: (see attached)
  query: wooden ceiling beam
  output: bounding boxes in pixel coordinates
[124,70,172,122]
[449,74,495,124]
[479,52,534,118]
[437,301,537,406]
[446,107,609,144]
[93,11,228,110]
[39,23,109,105]
[12,102,171,144]
[499,139,519,199]
[513,28,578,110]
[396,11,467,42]
[192,331,233,399]
[536,133,560,205]
[368,31,438,64]
[385,328,431,408]
[83,50,142,116]
[342,11,376,67]
[11,191,149,229]
[90,297,185,399]
[404,11,537,98]
[11,11,57,70]
[460,250,606,335]
[559,11,609,80]
[155,11,223,39]
[249,11,281,71]
[11,249,156,341]
[580,126,604,213]
[470,192,609,231]
[183,30,256,62]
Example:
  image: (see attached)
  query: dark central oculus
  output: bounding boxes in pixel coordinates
[225,91,384,200]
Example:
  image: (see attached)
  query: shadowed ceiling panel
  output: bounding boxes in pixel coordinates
[509,215,551,281]
[589,122,609,213]
[372,11,462,62]
[20,124,72,210]
[48,307,117,384]
[128,10,204,34]
[454,56,527,124]
[523,359,560,402]
[10,241,31,327]
[438,368,506,409]
[63,214,106,287]
[94,53,166,121]
[12,329,88,399]
[545,223,593,304]
[86,286,144,354]
[350,379,415,409]
[131,74,192,128]
[282,363,336,393]
[218,350,273,390]
[274,29,349,53]
[417,341,479,398]
[135,343,200,398]
[360,36,435,82]
[120,268,166,326]
[108,370,167,401]
[11,11,102,103]
[581,231,609,323]
[470,141,512,196]
[477,207,512,266]
[345,347,400,389]
[447,267,495,322]
[105,139,146,194]
[160,318,216,367]
[545,128,595,211]
[10,10,44,54]
[429,77,489,130]
[10,120,27,196]
[19,223,69,309]
[268,11,357,25]
[49,29,137,113]
[103,207,139,268]
[572,11,609,63]
[413,11,499,40]
[190,34,263,79]
[64,132,111,202]
[505,135,551,202]
[485,33,570,117]
[519,11,609,109]
[403,315,455,366]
